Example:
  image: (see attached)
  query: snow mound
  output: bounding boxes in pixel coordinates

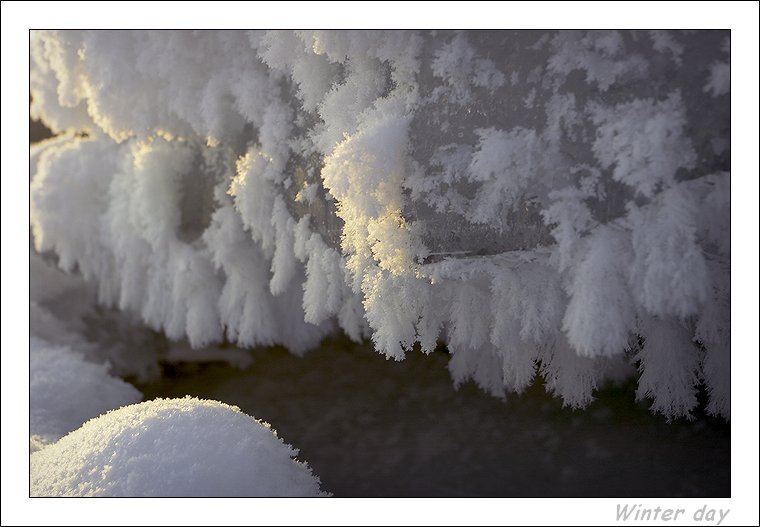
[30,397,328,497]
[30,336,142,451]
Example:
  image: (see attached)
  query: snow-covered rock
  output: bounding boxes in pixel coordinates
[30,397,328,497]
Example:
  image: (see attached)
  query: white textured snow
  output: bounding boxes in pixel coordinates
[29,30,730,419]
[30,397,328,497]
[29,336,142,451]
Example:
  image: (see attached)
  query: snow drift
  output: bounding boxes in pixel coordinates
[29,30,730,419]
[29,336,142,452]
[30,397,328,497]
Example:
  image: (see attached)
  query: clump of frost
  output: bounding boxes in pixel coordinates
[704,36,730,97]
[431,32,505,103]
[629,182,710,318]
[547,30,649,91]
[30,397,329,497]
[467,127,541,222]
[704,62,730,97]
[635,317,701,421]
[562,226,636,358]
[649,30,684,65]
[590,91,696,198]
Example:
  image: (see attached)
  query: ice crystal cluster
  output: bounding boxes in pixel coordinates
[30,30,730,419]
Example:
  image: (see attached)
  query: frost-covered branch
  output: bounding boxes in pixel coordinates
[30,30,730,419]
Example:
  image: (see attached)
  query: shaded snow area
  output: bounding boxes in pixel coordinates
[30,248,143,453]
[31,397,327,497]
[28,30,731,497]
[29,336,141,452]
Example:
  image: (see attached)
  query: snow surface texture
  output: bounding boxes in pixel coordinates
[30,397,328,496]
[30,30,730,419]
[29,336,142,452]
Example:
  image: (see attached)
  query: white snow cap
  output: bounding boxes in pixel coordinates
[31,397,329,497]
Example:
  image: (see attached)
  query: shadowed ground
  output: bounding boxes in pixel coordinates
[130,334,730,497]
